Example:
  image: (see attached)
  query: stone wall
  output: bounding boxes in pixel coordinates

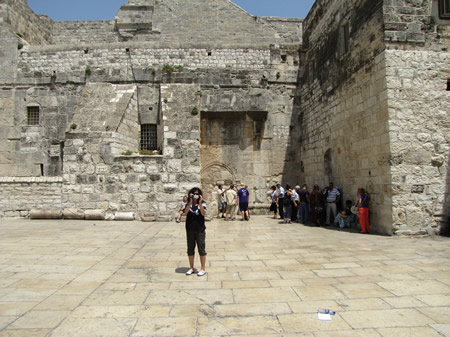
[0,0,52,45]
[386,49,449,235]
[382,0,450,235]
[0,177,62,218]
[292,0,393,234]
[52,21,118,45]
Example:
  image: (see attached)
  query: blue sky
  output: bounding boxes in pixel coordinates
[28,0,315,21]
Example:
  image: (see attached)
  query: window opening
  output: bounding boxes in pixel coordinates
[27,106,40,125]
[439,0,450,19]
[140,124,157,151]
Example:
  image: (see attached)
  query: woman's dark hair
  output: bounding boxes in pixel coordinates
[188,187,203,196]
[271,185,276,190]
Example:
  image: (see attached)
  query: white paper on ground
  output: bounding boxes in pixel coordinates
[318,312,332,321]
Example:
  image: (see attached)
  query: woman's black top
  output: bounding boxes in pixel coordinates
[185,202,207,232]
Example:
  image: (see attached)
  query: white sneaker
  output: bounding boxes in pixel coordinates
[186,268,194,275]
[197,270,206,277]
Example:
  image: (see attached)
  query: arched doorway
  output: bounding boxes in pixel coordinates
[201,163,235,218]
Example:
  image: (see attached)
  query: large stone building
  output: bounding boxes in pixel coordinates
[0,0,448,236]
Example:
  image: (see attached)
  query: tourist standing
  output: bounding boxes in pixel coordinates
[356,188,371,234]
[237,185,250,221]
[323,182,341,226]
[292,186,300,222]
[184,187,207,276]
[217,184,226,219]
[225,184,237,221]
[276,183,285,220]
[283,185,295,224]
[298,184,310,225]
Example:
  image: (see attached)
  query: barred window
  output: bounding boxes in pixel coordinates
[140,124,157,151]
[440,0,450,19]
[27,106,40,125]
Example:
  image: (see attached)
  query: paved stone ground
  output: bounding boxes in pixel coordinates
[0,216,449,337]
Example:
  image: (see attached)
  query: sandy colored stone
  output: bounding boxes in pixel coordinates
[198,316,283,335]
[382,295,428,308]
[8,311,69,329]
[335,283,394,298]
[289,300,343,314]
[315,330,381,337]
[415,294,450,306]
[293,285,346,301]
[340,309,436,329]
[145,289,234,305]
[34,295,86,310]
[378,280,450,296]
[418,306,450,324]
[213,303,292,316]
[132,317,196,337]
[48,317,136,337]
[233,287,299,303]
[82,290,149,306]
[222,280,271,289]
[0,316,18,330]
[0,302,37,316]
[314,268,356,278]
[377,327,444,337]
[0,329,50,337]
[0,289,55,302]
[278,313,352,332]
[336,298,391,311]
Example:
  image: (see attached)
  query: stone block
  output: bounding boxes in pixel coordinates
[29,209,63,219]
[114,212,135,220]
[63,208,84,219]
[84,209,105,220]
[141,212,157,222]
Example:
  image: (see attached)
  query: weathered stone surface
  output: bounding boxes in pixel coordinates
[114,212,135,221]
[29,209,63,219]
[62,208,84,219]
[84,210,105,220]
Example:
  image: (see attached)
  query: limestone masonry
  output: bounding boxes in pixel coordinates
[0,0,448,235]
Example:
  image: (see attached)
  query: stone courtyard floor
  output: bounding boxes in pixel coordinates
[0,216,449,337]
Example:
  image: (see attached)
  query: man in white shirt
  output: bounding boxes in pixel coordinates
[323,182,341,226]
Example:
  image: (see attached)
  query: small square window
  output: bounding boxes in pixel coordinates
[440,0,450,19]
[140,124,157,151]
[27,106,40,125]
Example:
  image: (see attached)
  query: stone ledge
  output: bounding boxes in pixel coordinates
[0,177,63,183]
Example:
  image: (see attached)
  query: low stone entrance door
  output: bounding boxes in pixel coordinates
[201,163,235,219]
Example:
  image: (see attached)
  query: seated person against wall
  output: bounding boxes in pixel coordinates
[334,210,351,229]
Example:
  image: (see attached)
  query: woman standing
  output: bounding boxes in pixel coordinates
[356,188,371,234]
[184,187,207,276]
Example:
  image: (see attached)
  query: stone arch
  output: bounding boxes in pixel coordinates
[201,163,235,217]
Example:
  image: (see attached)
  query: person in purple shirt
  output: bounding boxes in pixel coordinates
[237,185,250,221]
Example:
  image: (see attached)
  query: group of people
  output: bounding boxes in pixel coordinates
[216,184,250,221]
[270,182,371,234]
[178,182,371,277]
